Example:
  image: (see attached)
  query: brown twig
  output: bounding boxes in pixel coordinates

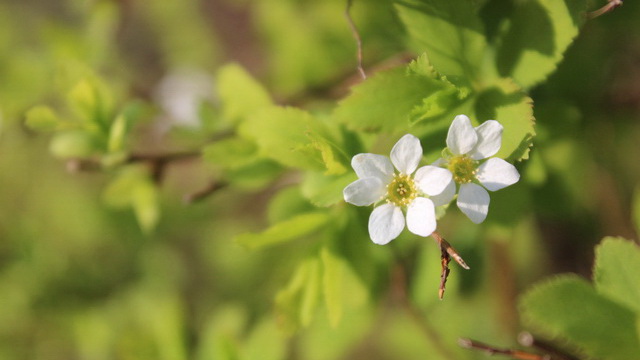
[518,332,580,360]
[587,0,623,19]
[345,0,366,80]
[458,338,552,360]
[183,180,228,204]
[127,151,200,183]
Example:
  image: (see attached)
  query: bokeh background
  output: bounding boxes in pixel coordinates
[1,0,640,359]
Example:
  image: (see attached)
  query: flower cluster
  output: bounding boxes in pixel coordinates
[343,115,520,244]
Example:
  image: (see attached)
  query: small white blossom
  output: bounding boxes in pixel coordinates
[433,115,520,224]
[343,134,452,245]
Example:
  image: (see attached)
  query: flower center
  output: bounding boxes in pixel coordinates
[386,174,418,207]
[447,155,477,184]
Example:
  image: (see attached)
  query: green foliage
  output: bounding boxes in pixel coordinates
[25,106,61,132]
[217,63,272,124]
[235,212,331,251]
[520,238,640,360]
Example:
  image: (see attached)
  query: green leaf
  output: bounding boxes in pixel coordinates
[520,275,640,360]
[321,246,343,327]
[492,0,588,88]
[239,106,326,171]
[103,166,160,232]
[131,180,160,233]
[225,159,282,190]
[333,67,444,132]
[217,63,272,123]
[25,105,61,132]
[275,258,322,334]
[235,212,331,251]
[301,171,355,207]
[594,237,640,314]
[267,187,315,224]
[49,131,100,159]
[67,78,113,132]
[395,0,490,82]
[108,114,128,153]
[475,78,535,161]
[202,137,259,170]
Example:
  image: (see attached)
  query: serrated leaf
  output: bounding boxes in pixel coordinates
[396,0,490,82]
[25,106,60,132]
[267,187,315,224]
[203,137,258,170]
[239,106,326,171]
[493,0,588,88]
[594,237,640,314]
[217,63,272,123]
[520,275,640,360]
[301,171,355,207]
[308,133,348,175]
[475,78,535,161]
[235,212,331,251]
[333,67,443,132]
[321,246,343,327]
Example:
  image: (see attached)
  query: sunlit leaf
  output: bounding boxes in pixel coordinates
[520,275,640,360]
[49,130,100,159]
[203,137,259,170]
[301,171,355,207]
[235,212,331,251]
[594,237,640,314]
[275,258,321,334]
[333,67,444,133]
[396,0,490,83]
[492,0,588,88]
[25,105,61,132]
[217,63,272,124]
[321,246,343,327]
[239,106,326,171]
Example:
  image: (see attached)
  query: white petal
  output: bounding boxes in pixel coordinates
[406,197,436,237]
[343,178,386,206]
[351,153,394,183]
[431,179,456,206]
[476,158,520,191]
[470,120,503,160]
[390,134,422,175]
[414,166,453,196]
[457,183,490,224]
[446,115,478,155]
[368,204,405,245]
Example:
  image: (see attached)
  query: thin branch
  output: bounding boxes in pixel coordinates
[518,332,581,360]
[587,0,623,19]
[127,151,200,183]
[458,338,551,360]
[345,0,367,80]
[183,180,228,204]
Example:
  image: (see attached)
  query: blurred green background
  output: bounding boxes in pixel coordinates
[1,0,640,359]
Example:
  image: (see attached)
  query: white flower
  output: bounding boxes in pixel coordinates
[433,115,520,224]
[343,134,453,245]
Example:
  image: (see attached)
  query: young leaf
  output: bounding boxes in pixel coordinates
[275,258,321,334]
[25,105,61,132]
[67,78,113,132]
[131,180,160,233]
[395,0,490,83]
[594,237,640,314]
[203,137,259,170]
[492,0,588,89]
[108,114,128,153]
[217,63,272,123]
[49,131,100,159]
[235,212,331,251]
[301,171,356,208]
[520,275,640,360]
[239,106,326,171]
[333,67,444,133]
